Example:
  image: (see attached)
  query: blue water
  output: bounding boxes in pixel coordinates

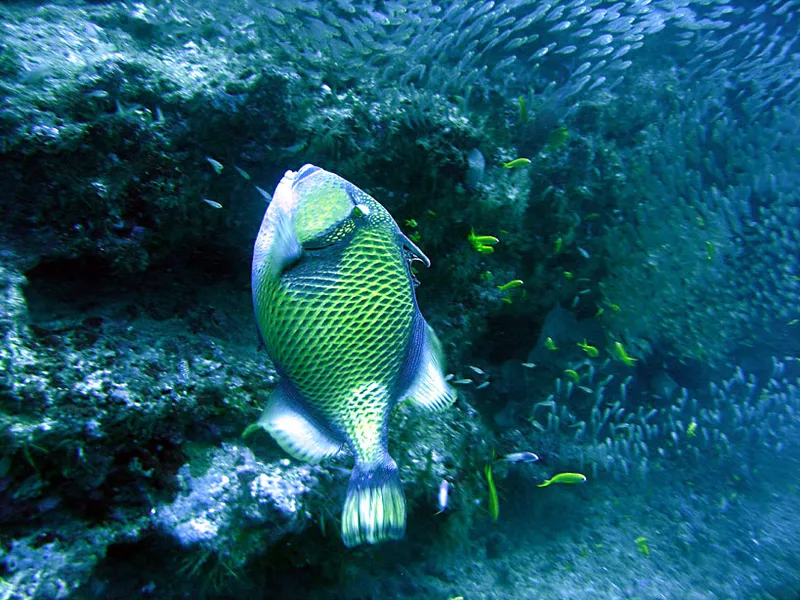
[0,0,798,598]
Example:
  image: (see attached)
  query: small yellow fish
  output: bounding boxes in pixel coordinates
[577,339,599,358]
[468,229,500,254]
[613,342,637,367]
[537,472,587,487]
[206,156,224,174]
[787,319,799,327]
[497,279,523,292]
[608,303,621,313]
[635,536,650,557]
[564,271,574,280]
[705,241,715,260]
[564,369,580,383]
[686,421,697,438]
[545,337,558,351]
[484,462,499,522]
[503,157,531,169]
[554,237,563,253]
[405,218,418,228]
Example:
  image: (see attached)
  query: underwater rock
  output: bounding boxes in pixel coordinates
[465,148,486,189]
[153,443,317,562]
[528,305,604,365]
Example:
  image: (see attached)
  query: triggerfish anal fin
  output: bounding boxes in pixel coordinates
[254,383,344,464]
[401,231,431,268]
[403,323,457,412]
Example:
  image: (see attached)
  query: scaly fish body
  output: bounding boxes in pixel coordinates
[251,165,455,547]
[256,177,415,455]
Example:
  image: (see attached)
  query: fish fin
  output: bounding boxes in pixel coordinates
[403,322,457,412]
[255,384,343,464]
[269,206,302,279]
[342,458,406,547]
[400,231,431,268]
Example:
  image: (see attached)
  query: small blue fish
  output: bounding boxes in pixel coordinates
[499,451,540,464]
[436,480,450,514]
[255,185,272,202]
[206,157,224,174]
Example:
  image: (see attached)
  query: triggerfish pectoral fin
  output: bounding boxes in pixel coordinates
[403,322,457,412]
[254,383,344,464]
[342,457,406,548]
[401,231,431,268]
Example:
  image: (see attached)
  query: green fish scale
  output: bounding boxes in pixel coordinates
[261,224,413,464]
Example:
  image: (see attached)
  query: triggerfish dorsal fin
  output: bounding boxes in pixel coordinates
[403,322,457,412]
[253,383,344,464]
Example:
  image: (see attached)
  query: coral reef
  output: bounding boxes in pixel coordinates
[0,0,798,597]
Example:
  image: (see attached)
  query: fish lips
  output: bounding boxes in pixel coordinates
[273,164,323,207]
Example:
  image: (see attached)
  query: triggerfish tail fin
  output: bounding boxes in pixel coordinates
[342,458,406,548]
[404,322,457,412]
[254,383,343,464]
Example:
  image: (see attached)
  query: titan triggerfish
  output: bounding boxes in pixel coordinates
[251,164,456,547]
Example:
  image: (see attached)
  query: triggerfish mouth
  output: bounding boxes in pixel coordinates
[251,164,456,547]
